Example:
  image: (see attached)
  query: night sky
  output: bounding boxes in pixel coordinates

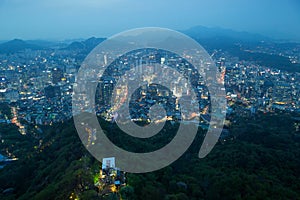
[0,0,299,41]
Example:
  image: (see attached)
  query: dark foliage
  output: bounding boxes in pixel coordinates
[0,112,300,199]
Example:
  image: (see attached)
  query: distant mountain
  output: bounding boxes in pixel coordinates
[182,26,273,52]
[63,37,106,52]
[0,37,106,54]
[0,40,9,44]
[26,40,59,48]
[0,39,44,54]
[182,26,300,73]
[65,41,85,50]
[182,25,271,43]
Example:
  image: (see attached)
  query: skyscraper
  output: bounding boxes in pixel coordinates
[52,68,63,84]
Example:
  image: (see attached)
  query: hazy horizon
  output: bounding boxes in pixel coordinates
[0,0,299,41]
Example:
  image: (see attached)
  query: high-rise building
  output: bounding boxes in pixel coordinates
[96,77,115,106]
[52,68,64,84]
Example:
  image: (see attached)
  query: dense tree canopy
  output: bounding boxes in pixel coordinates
[0,110,300,199]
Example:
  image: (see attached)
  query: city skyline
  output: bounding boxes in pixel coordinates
[1,2,300,198]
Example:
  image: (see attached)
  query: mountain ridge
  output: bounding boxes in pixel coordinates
[1,26,299,54]
[182,25,272,42]
[0,39,44,54]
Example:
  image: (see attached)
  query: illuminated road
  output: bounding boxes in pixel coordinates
[11,106,26,135]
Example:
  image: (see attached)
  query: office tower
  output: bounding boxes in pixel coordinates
[52,68,63,84]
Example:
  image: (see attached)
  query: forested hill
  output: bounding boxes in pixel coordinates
[0,110,300,199]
